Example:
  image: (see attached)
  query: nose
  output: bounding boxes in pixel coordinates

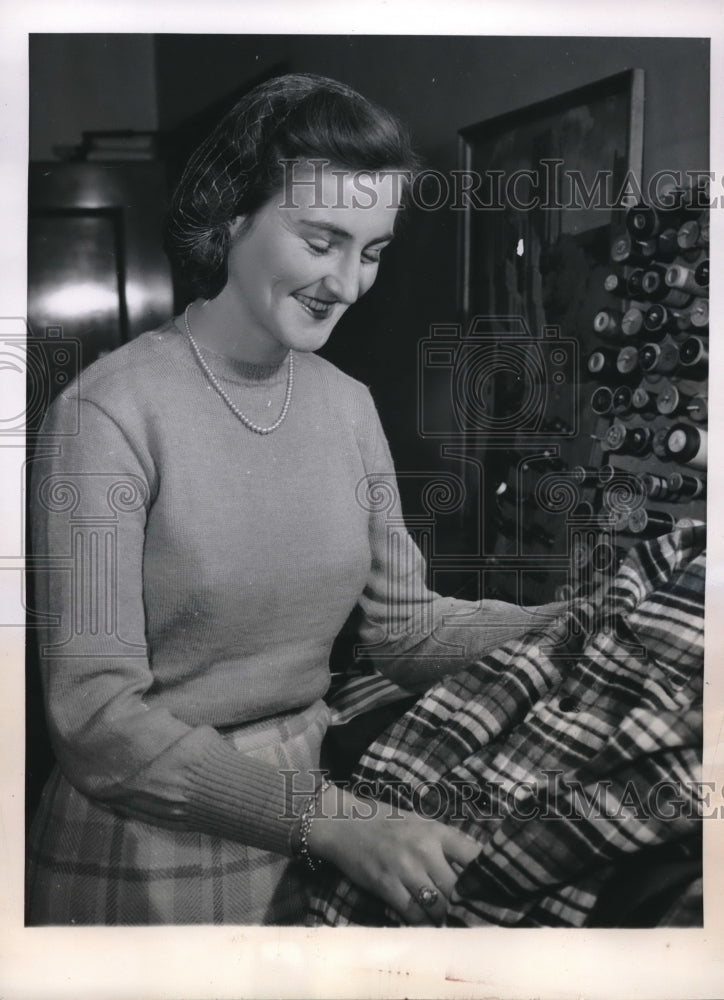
[324,251,363,304]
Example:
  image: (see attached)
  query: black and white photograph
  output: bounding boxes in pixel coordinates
[2,3,724,998]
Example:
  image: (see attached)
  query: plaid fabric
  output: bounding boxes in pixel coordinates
[326,671,413,724]
[26,700,330,925]
[308,525,706,927]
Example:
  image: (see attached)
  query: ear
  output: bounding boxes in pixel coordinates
[228,215,246,239]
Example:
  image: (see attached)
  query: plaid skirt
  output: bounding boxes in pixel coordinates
[26,699,331,926]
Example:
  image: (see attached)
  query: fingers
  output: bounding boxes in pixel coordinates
[391,826,480,925]
[425,849,463,903]
[543,614,570,644]
[383,860,455,925]
[329,804,481,926]
[440,827,481,869]
[384,876,438,926]
[399,840,475,925]
[405,878,448,924]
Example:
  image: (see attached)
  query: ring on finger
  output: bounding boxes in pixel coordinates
[416,884,439,909]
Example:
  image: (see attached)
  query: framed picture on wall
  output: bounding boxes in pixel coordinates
[458,68,645,328]
[451,69,645,603]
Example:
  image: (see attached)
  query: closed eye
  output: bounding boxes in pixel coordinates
[306,239,332,255]
[362,243,390,264]
[306,241,384,264]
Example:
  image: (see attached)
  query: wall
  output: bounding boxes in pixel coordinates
[29,34,158,160]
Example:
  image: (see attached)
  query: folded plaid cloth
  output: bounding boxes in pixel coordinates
[326,671,412,725]
[308,524,706,927]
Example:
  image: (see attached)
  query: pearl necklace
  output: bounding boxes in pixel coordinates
[184,304,294,435]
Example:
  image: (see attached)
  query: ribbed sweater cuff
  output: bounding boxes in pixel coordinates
[184,737,307,857]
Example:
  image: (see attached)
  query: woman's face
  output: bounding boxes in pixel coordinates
[217,162,403,363]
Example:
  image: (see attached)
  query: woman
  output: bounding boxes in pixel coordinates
[27,73,566,926]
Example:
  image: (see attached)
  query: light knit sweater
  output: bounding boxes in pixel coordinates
[30,320,565,856]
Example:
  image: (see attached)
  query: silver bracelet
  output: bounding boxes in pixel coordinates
[295,778,332,873]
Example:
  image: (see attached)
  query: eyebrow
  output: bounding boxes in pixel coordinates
[298,219,396,244]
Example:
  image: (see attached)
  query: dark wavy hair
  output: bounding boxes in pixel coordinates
[165,73,420,300]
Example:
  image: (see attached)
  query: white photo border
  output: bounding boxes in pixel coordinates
[2,2,723,998]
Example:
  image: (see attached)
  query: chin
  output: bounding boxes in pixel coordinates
[281,320,340,354]
[288,331,335,354]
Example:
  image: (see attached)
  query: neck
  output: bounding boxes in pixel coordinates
[183,297,288,366]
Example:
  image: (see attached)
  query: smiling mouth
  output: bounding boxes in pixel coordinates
[293,292,337,319]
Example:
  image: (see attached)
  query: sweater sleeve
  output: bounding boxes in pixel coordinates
[30,393,311,855]
[353,389,568,691]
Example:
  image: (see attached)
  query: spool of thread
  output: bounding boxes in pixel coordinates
[664,425,708,470]
[591,386,614,416]
[642,473,671,500]
[667,472,706,500]
[603,272,628,296]
[610,232,657,265]
[655,383,687,417]
[621,307,645,339]
[616,345,640,377]
[604,423,652,456]
[652,427,671,461]
[679,335,708,379]
[611,385,634,417]
[586,347,619,379]
[665,262,708,296]
[643,304,689,338]
[631,385,658,419]
[638,341,680,375]
[627,509,676,537]
[677,216,709,249]
[594,309,623,339]
[689,298,709,329]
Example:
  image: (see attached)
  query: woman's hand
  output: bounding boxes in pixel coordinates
[536,596,598,650]
[306,784,480,924]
